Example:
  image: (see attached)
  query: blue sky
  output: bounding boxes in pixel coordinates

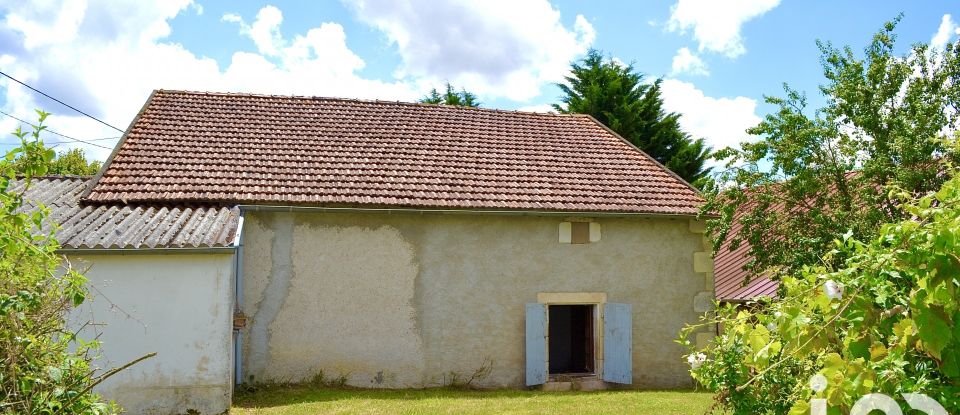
[0,1,957,160]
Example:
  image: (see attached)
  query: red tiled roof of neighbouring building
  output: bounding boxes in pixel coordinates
[81,90,705,215]
[713,213,779,302]
[714,172,873,302]
[714,192,781,302]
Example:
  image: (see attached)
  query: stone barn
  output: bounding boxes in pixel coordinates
[25,90,716,414]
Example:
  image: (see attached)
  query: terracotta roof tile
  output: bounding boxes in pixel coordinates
[83,90,704,214]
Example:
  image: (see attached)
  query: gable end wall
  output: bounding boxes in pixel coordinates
[239,211,708,388]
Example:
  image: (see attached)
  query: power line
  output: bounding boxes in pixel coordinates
[0,109,117,149]
[0,136,117,145]
[0,70,124,132]
[46,136,117,144]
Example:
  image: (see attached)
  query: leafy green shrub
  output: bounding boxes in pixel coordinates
[682,172,960,414]
[690,331,813,414]
[0,112,117,414]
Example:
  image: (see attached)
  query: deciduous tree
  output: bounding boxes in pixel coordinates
[704,17,960,280]
[684,18,960,415]
[13,147,101,176]
[682,172,960,413]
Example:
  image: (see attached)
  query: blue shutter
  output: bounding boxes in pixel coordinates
[603,303,632,384]
[525,303,547,386]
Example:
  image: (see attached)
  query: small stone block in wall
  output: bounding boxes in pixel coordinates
[558,222,572,243]
[703,272,715,291]
[693,252,714,273]
[589,222,601,242]
[689,219,707,234]
[696,332,715,349]
[693,291,715,313]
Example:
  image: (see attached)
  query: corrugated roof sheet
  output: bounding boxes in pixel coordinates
[714,200,779,302]
[82,90,705,215]
[11,176,238,250]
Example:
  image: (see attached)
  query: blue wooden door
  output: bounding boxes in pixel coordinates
[525,303,547,386]
[603,303,632,384]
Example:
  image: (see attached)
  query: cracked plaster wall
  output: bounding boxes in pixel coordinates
[240,211,708,388]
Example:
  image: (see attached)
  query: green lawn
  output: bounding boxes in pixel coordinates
[232,387,715,415]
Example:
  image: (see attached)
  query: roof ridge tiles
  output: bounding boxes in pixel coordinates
[154,89,585,117]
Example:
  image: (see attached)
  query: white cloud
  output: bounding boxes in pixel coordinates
[221,13,241,23]
[659,79,761,157]
[0,1,420,160]
[670,47,709,76]
[666,0,780,58]
[345,0,595,101]
[931,14,958,50]
[3,0,88,50]
[1,1,599,161]
[516,104,556,113]
[223,6,285,57]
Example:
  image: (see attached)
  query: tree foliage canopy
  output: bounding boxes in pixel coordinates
[704,18,960,280]
[684,18,960,415]
[555,49,712,186]
[0,111,116,414]
[12,146,101,176]
[419,83,480,107]
[682,172,960,414]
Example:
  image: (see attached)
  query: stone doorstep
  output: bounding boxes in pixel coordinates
[541,381,573,392]
[542,376,608,392]
[576,378,607,391]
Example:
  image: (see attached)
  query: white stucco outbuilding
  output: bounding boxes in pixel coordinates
[17,177,240,414]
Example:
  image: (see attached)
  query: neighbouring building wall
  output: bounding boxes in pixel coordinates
[240,211,712,389]
[68,253,235,415]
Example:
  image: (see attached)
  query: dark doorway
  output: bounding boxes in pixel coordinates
[548,305,595,374]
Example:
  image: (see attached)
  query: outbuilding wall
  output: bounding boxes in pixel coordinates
[68,253,235,415]
[240,211,713,389]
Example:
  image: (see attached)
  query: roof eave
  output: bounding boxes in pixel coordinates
[236,203,702,219]
[57,246,236,255]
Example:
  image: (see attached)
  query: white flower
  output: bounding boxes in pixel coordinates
[824,280,843,300]
[687,353,708,370]
[766,322,777,332]
[810,374,828,393]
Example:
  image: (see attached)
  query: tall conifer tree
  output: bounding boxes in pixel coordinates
[555,50,711,186]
